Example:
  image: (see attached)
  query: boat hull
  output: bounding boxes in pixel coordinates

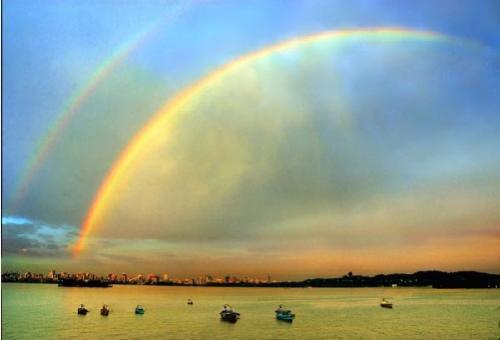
[220,315,238,322]
[276,314,295,322]
[220,311,240,322]
[77,309,88,315]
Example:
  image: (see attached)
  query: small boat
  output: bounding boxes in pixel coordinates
[187,299,193,305]
[380,298,393,309]
[275,305,295,322]
[59,279,111,288]
[220,304,240,322]
[100,304,110,316]
[135,305,145,314]
[77,304,88,315]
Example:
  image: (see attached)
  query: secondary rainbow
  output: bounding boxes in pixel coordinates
[8,1,194,215]
[74,27,455,254]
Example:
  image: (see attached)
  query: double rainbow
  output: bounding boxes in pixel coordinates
[9,1,193,214]
[73,27,458,254]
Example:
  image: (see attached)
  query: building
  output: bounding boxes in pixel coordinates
[147,273,160,284]
[47,270,56,280]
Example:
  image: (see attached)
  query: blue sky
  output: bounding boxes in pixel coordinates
[2,0,499,278]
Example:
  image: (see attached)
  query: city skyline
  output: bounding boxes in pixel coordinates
[2,269,277,285]
[3,268,499,290]
[2,0,500,278]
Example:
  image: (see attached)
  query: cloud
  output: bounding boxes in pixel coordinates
[3,1,500,278]
[2,216,35,225]
[6,28,500,277]
[11,65,170,227]
[96,37,499,247]
[1,216,77,257]
[59,36,499,276]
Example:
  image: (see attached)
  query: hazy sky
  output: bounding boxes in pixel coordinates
[2,0,499,279]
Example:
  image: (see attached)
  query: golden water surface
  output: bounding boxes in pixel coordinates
[2,283,500,339]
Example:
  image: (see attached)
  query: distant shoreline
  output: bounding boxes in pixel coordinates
[3,270,500,289]
[2,282,499,289]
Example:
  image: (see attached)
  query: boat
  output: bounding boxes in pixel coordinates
[77,304,88,315]
[135,305,145,314]
[187,299,193,305]
[100,304,110,316]
[380,298,393,309]
[59,279,111,288]
[275,305,295,322]
[220,304,240,322]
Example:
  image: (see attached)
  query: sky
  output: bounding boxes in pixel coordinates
[2,0,499,279]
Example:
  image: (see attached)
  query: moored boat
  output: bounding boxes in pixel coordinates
[77,304,88,315]
[380,298,393,309]
[135,305,145,314]
[220,304,240,322]
[100,304,110,316]
[59,279,111,288]
[275,305,295,322]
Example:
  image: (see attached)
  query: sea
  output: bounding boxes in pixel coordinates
[2,283,500,339]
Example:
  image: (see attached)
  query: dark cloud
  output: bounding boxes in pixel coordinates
[1,223,37,236]
[2,233,41,254]
[1,217,76,257]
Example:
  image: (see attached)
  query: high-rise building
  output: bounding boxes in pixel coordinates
[147,273,159,284]
[47,269,56,280]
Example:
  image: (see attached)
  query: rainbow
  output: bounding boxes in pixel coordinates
[8,1,194,215]
[74,27,458,254]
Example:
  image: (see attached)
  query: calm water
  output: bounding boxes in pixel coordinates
[2,283,500,339]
